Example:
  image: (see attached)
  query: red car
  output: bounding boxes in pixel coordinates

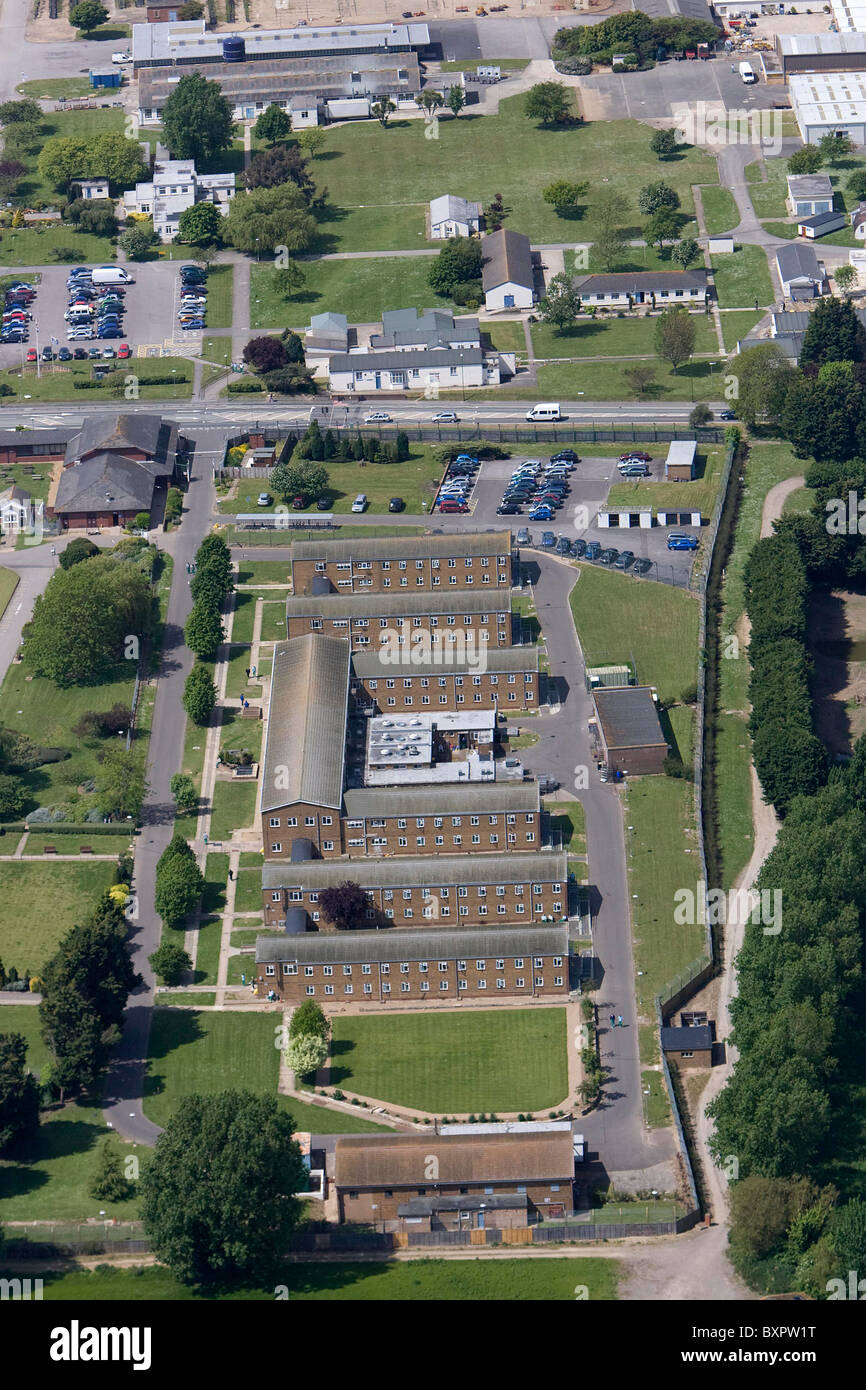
[25,348,37,362]
[117,343,131,359]
[439,499,468,513]
[619,450,652,463]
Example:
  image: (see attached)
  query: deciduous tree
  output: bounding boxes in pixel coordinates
[0,1032,40,1152]
[254,103,291,146]
[184,600,224,660]
[162,72,234,166]
[177,201,223,247]
[183,662,217,725]
[524,82,571,125]
[654,306,696,371]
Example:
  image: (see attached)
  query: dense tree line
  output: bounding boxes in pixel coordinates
[743,532,827,814]
[154,834,204,930]
[552,12,719,66]
[184,534,232,661]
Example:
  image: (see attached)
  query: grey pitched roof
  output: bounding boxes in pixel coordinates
[256,921,569,965]
[786,173,834,198]
[370,308,481,352]
[593,687,667,751]
[429,194,481,225]
[0,428,69,451]
[307,311,348,334]
[52,454,160,515]
[330,347,484,373]
[286,589,511,620]
[796,211,846,231]
[350,644,535,679]
[342,781,540,819]
[66,413,176,471]
[481,228,533,292]
[776,243,822,283]
[574,269,708,295]
[261,636,350,812]
[0,484,31,503]
[262,849,567,891]
[291,530,512,566]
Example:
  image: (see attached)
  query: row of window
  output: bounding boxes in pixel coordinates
[324,557,506,571]
[289,956,563,974]
[345,1185,561,1199]
[268,812,536,828]
[269,832,533,853]
[339,576,496,587]
[288,978,563,994]
[367,675,530,689]
[380,693,521,705]
[279,883,561,901]
[308,615,506,629]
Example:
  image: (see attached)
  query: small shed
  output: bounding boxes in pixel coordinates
[72,177,110,201]
[708,235,734,254]
[592,685,669,776]
[797,210,847,239]
[247,446,275,468]
[585,664,632,690]
[90,69,121,89]
[326,98,371,121]
[657,508,702,527]
[661,1024,714,1068]
[597,506,653,529]
[664,439,697,481]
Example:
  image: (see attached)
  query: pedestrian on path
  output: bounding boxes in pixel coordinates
[228,868,234,880]
[609,1014,615,1028]
[617,1015,624,1028]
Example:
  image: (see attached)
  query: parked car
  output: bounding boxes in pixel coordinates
[719,409,737,421]
[529,506,555,521]
[432,411,459,423]
[516,528,531,545]
[25,348,37,363]
[632,557,652,575]
[613,550,635,570]
[620,464,649,478]
[316,496,331,511]
[439,499,468,513]
[620,450,651,463]
[667,531,699,550]
[73,347,89,360]
[540,531,556,548]
[497,503,522,515]
[101,347,117,358]
[257,492,272,506]
[41,347,55,362]
[117,343,131,359]
[598,548,619,566]
[180,320,205,330]
[388,497,405,512]
[550,449,578,464]
[454,454,478,466]
[585,541,602,561]
[351,493,368,513]
[569,539,586,559]
[88,347,102,359]
[555,536,571,555]
[99,327,123,339]
[291,495,305,509]
[57,346,72,361]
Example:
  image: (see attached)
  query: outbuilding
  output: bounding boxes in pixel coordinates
[481,228,535,311]
[661,1025,714,1069]
[797,210,847,239]
[664,439,697,480]
[591,685,669,776]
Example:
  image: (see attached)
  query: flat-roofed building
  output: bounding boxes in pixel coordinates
[349,643,539,712]
[256,923,571,1009]
[592,686,669,776]
[789,70,866,145]
[290,529,512,596]
[261,850,569,927]
[331,1126,575,1227]
[134,19,429,124]
[285,589,514,647]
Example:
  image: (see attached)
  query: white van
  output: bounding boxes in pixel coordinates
[91,266,134,286]
[738,61,756,84]
[525,403,562,422]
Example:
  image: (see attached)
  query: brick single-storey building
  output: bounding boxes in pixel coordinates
[332,1126,575,1229]
[592,686,669,776]
[255,922,570,1007]
[48,414,178,530]
[661,1024,714,1069]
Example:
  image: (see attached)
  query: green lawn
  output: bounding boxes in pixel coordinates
[200,335,233,390]
[720,310,763,352]
[224,645,255,701]
[531,314,717,362]
[782,484,812,515]
[156,992,216,1007]
[711,244,773,308]
[700,184,740,236]
[307,98,716,255]
[0,860,118,976]
[193,916,222,986]
[547,800,587,855]
[607,445,723,520]
[252,257,445,328]
[17,77,94,99]
[482,320,526,355]
[233,868,262,914]
[201,851,229,917]
[181,713,209,789]
[0,461,54,503]
[13,107,124,206]
[209,779,259,842]
[0,1004,49,1077]
[624,737,706,1014]
[20,831,132,857]
[236,560,292,586]
[25,1257,618,1300]
[260,603,288,643]
[525,357,723,403]
[220,448,444,515]
[0,566,18,620]
[218,707,263,762]
[230,590,263,644]
[329,1009,568,1113]
[714,712,754,889]
[0,357,193,404]
[202,265,233,330]
[0,226,116,267]
[440,58,531,71]
[570,566,699,702]
[745,159,788,220]
[642,1070,672,1126]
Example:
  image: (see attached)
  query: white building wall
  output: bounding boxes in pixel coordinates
[484,280,534,311]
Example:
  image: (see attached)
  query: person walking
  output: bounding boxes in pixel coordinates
[617,1015,624,1028]
[609,1014,615,1029]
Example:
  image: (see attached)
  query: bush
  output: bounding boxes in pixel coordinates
[554,57,592,74]
[227,380,265,394]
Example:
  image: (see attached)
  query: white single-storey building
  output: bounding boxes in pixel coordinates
[0,484,41,535]
[122,154,235,242]
[776,242,827,300]
[789,71,866,146]
[305,311,350,356]
[328,346,499,392]
[797,210,847,239]
[290,96,319,129]
[429,194,481,240]
[786,173,834,217]
[71,177,110,201]
[574,269,709,308]
[481,228,535,311]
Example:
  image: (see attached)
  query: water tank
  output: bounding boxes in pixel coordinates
[222,35,246,62]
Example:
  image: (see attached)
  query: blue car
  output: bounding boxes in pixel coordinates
[529,506,555,521]
[181,319,205,330]
[98,326,123,339]
[540,531,556,548]
[667,532,699,551]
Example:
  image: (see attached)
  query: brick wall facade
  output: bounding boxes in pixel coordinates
[257,946,569,1003]
[292,550,510,596]
[263,874,566,927]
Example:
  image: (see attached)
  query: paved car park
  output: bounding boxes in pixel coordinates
[465,454,700,586]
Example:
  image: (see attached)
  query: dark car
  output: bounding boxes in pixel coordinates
[41,346,55,361]
[550,450,578,464]
[497,503,522,515]
[316,495,331,511]
[88,346,102,359]
[632,557,652,575]
[570,538,586,559]
[585,541,602,561]
[598,547,619,566]
[73,347,89,360]
[613,550,635,570]
[292,495,306,509]
[719,409,737,421]
[99,327,123,339]
[388,497,404,512]
[57,346,72,361]
[540,531,556,548]
[555,536,571,555]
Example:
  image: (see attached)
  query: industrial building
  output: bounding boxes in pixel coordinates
[789,71,866,146]
[777,30,866,78]
[133,18,429,124]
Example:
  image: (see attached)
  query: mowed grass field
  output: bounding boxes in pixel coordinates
[530,314,717,362]
[0,860,118,974]
[569,565,699,703]
[252,256,446,328]
[329,1008,568,1113]
[305,98,717,254]
[710,243,774,308]
[26,1257,619,1301]
[700,184,740,236]
[0,566,18,620]
[142,1010,388,1134]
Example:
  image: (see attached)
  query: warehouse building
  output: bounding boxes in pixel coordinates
[789,71,866,146]
[133,19,429,124]
[777,31,866,79]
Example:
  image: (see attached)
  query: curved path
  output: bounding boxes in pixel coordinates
[694,472,805,1226]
